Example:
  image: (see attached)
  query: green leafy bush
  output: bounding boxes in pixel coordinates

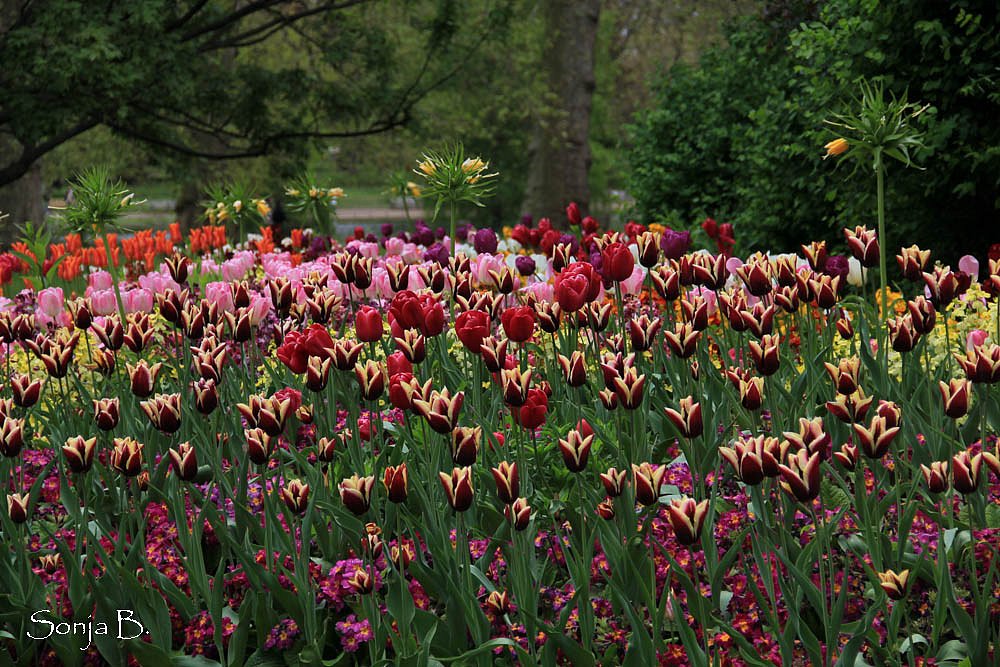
[628,0,1000,262]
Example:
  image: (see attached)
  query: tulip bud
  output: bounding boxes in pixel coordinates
[382,464,409,503]
[168,442,199,481]
[62,436,97,473]
[451,426,482,466]
[824,357,861,395]
[127,360,162,398]
[920,461,949,494]
[832,442,859,471]
[557,351,587,388]
[778,449,822,502]
[632,462,666,506]
[347,569,374,595]
[6,492,30,524]
[439,467,474,512]
[193,378,219,415]
[110,438,144,477]
[598,387,619,411]
[11,374,43,409]
[596,499,616,520]
[877,569,909,601]
[490,461,519,505]
[843,226,879,267]
[748,335,781,376]
[896,246,930,281]
[664,322,700,358]
[0,418,24,458]
[339,474,375,515]
[557,429,593,473]
[599,467,628,497]
[664,396,702,438]
[354,360,387,401]
[666,497,710,546]
[141,393,182,434]
[505,497,531,530]
[887,314,919,353]
[951,450,982,495]
[245,428,274,465]
[280,479,310,515]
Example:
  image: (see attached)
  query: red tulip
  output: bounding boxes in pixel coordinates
[512,387,548,430]
[355,306,383,343]
[455,309,491,354]
[501,306,535,343]
[554,263,600,313]
[601,242,635,282]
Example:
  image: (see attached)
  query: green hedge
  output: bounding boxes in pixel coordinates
[627,0,1000,262]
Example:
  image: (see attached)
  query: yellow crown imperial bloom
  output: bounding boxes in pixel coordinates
[461,157,486,174]
[328,187,344,199]
[233,200,243,213]
[119,193,134,208]
[406,181,421,197]
[286,188,300,197]
[418,160,437,176]
[823,138,849,159]
[255,199,271,217]
[308,188,319,198]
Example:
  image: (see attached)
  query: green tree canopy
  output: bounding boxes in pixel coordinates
[628,0,1000,262]
[0,0,508,186]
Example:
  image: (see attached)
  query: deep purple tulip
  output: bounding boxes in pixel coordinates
[474,228,499,254]
[660,229,692,260]
[515,255,536,276]
[824,255,850,280]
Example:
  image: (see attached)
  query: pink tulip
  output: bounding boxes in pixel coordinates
[122,288,153,314]
[385,237,404,257]
[522,280,554,303]
[249,295,271,326]
[401,243,421,264]
[88,271,113,291]
[621,266,647,296]
[90,289,118,316]
[37,287,65,318]
[958,255,979,282]
[967,329,989,352]
[205,282,235,313]
[140,271,180,295]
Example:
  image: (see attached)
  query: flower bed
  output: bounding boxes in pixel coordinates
[0,202,998,666]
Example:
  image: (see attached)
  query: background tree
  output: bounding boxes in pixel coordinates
[0,0,508,242]
[628,0,1000,263]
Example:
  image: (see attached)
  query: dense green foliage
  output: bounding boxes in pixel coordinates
[0,1,508,187]
[628,0,1000,262]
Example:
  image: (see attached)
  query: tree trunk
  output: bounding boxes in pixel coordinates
[0,139,45,249]
[521,0,601,224]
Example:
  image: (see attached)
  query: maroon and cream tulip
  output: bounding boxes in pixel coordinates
[490,461,519,505]
[168,442,199,481]
[280,479,311,515]
[382,464,409,503]
[778,449,822,503]
[664,396,702,438]
[439,467,474,512]
[62,436,97,473]
[339,474,375,515]
[110,438,144,477]
[666,497,710,546]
